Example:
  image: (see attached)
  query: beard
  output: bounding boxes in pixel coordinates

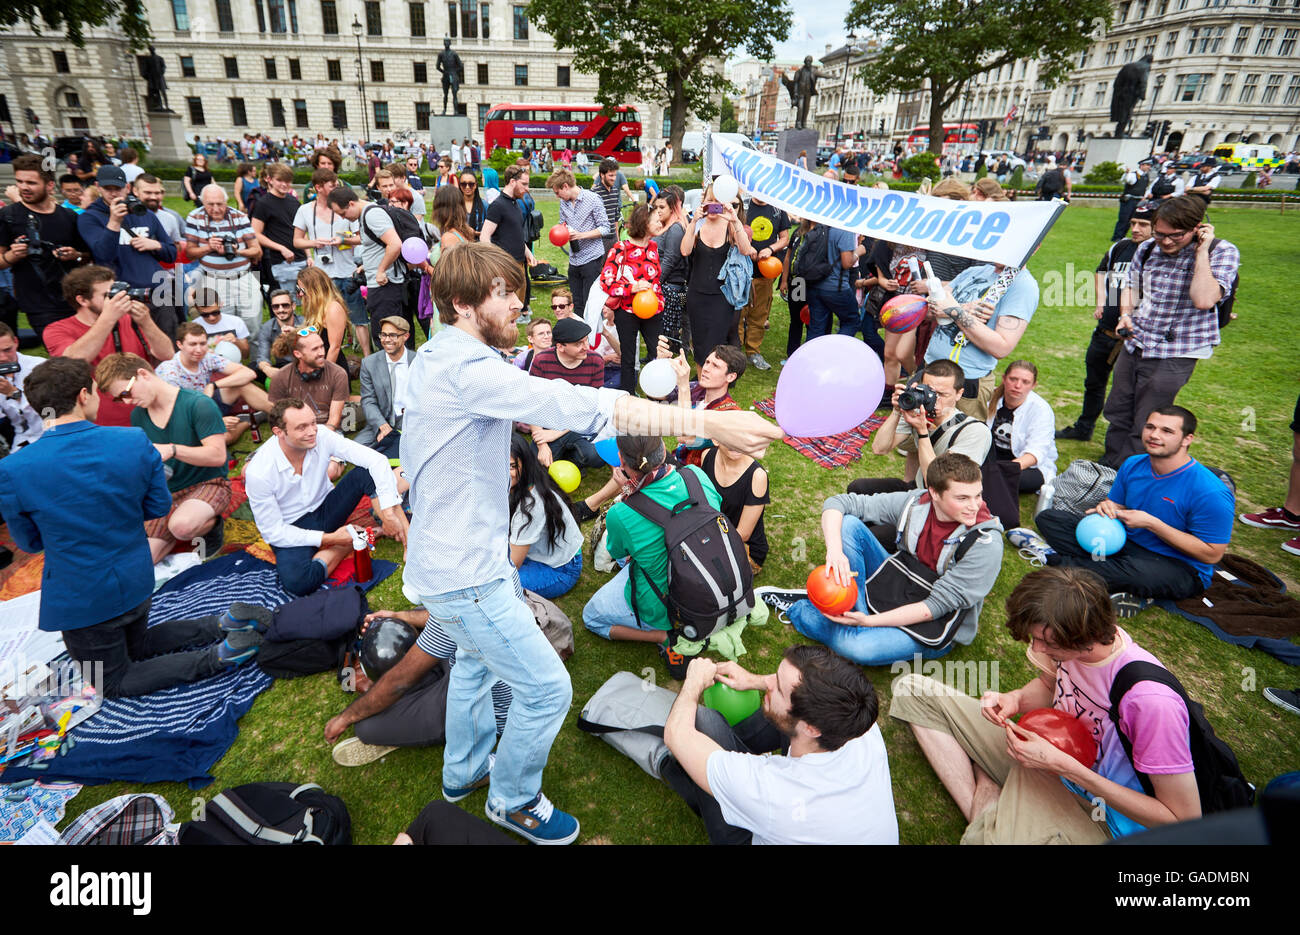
[482,310,520,350]
[761,694,797,739]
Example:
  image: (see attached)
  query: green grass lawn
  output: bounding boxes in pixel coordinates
[32,197,1300,844]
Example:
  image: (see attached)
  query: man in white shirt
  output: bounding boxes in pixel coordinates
[158,321,270,444]
[663,647,899,845]
[0,323,45,451]
[245,398,408,595]
[355,316,413,456]
[191,286,251,358]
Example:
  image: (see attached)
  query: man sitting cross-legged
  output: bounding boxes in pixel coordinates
[158,321,271,446]
[95,353,232,563]
[245,398,408,596]
[892,566,1201,844]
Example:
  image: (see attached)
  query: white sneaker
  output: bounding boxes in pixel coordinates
[1006,527,1056,566]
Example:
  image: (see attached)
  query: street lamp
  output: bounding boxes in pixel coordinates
[352,16,371,143]
[836,31,858,145]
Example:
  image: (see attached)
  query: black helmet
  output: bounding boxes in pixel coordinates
[358,618,417,681]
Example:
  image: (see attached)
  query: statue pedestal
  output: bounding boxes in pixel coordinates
[428,115,473,159]
[147,110,192,164]
[1084,137,1152,175]
[777,128,819,167]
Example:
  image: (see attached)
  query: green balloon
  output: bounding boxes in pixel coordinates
[701,683,762,727]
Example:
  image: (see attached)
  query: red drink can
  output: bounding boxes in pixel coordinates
[353,528,374,583]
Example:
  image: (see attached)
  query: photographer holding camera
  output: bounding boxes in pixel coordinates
[43,265,174,427]
[77,165,178,336]
[0,154,90,343]
[0,322,45,451]
[185,183,262,337]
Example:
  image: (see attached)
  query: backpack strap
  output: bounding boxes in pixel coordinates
[1106,660,1190,799]
[208,791,324,845]
[575,717,665,737]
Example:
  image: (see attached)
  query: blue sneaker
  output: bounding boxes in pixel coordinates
[221,602,273,633]
[216,629,262,666]
[1006,527,1056,567]
[486,792,580,845]
[443,752,495,803]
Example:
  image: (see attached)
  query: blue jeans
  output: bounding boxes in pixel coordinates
[806,279,861,340]
[788,515,953,667]
[583,565,664,640]
[544,431,603,471]
[420,574,572,811]
[518,552,582,599]
[271,468,376,595]
[333,275,368,325]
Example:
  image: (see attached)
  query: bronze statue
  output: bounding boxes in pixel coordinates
[436,38,464,115]
[781,56,821,130]
[137,45,171,112]
[1110,54,1153,138]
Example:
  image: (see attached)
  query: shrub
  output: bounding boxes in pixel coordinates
[1008,166,1026,189]
[487,147,523,174]
[900,152,941,183]
[1084,160,1123,185]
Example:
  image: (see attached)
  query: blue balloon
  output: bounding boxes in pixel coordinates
[1076,513,1127,556]
[593,437,621,467]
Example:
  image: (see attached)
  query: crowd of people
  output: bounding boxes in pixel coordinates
[0,126,1290,848]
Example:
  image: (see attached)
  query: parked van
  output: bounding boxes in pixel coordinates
[1212,142,1283,170]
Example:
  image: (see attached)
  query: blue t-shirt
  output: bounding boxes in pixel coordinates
[1109,455,1234,586]
[823,227,857,288]
[924,266,1039,378]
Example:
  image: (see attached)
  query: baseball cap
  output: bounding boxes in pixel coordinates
[96,165,128,187]
[552,317,591,344]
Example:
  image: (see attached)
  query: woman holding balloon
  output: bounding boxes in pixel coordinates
[508,434,584,598]
[680,179,756,362]
[599,203,663,392]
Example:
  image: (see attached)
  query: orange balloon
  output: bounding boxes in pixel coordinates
[806,565,858,616]
[631,290,659,319]
[757,256,783,279]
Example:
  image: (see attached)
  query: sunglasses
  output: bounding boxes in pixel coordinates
[271,302,293,310]
[460,181,477,188]
[199,308,222,316]
[551,303,570,310]
[296,325,319,336]
[113,376,137,402]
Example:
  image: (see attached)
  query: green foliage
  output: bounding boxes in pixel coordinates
[846,0,1113,153]
[1,0,151,48]
[526,0,790,150]
[975,165,989,180]
[1009,165,1026,189]
[901,152,941,182]
[487,147,523,174]
[1241,171,1257,189]
[719,99,739,135]
[1084,160,1124,185]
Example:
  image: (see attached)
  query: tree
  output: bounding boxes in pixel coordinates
[526,0,791,153]
[846,0,1113,155]
[1,0,151,48]
[719,99,739,134]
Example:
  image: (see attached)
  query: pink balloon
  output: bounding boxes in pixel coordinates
[774,335,885,437]
[360,286,369,298]
[401,237,429,265]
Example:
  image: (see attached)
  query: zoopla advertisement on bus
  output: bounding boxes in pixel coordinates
[710,136,1065,268]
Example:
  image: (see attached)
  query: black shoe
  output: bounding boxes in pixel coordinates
[1055,423,1094,441]
[658,637,690,680]
[201,515,225,557]
[570,500,599,524]
[1109,592,1153,619]
[1263,687,1300,717]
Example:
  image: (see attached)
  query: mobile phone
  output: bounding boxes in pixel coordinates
[704,203,725,216]
[665,336,682,355]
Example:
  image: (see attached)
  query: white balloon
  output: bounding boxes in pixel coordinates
[213,341,242,363]
[638,359,678,399]
[711,175,739,204]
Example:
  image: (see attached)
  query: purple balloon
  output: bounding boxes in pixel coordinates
[774,335,885,437]
[401,237,429,265]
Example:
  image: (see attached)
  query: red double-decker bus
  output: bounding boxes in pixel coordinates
[483,104,643,165]
[905,123,980,154]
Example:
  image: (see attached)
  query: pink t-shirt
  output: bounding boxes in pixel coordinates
[1028,626,1193,836]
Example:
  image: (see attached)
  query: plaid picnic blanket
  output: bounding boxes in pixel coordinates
[754,394,887,468]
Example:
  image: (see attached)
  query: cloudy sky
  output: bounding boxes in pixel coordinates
[769,0,854,62]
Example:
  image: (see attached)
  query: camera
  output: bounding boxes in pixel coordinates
[0,361,20,377]
[317,253,332,266]
[123,193,149,216]
[897,373,938,419]
[219,232,239,260]
[21,216,45,260]
[108,280,152,301]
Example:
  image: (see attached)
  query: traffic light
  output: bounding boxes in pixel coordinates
[878,118,886,134]
[24,107,37,125]
[1157,119,1171,146]
[1143,121,1156,138]
[854,130,864,141]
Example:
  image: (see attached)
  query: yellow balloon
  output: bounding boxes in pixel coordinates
[548,460,582,493]
[750,216,773,241]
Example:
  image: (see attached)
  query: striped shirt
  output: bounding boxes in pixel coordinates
[1126,238,1239,359]
[559,189,610,266]
[415,614,511,731]
[400,326,623,595]
[592,177,621,239]
[185,206,256,275]
[528,347,606,388]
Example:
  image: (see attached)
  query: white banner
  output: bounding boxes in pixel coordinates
[711,136,1064,268]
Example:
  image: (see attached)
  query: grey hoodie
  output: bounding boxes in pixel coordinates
[823,489,1004,646]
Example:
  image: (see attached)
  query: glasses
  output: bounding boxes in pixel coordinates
[296,325,319,336]
[199,308,222,316]
[1152,228,1192,243]
[295,286,306,295]
[113,376,137,402]
[379,331,406,339]
[460,181,476,189]
[271,302,293,310]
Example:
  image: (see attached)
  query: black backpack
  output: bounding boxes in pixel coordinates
[178,782,351,845]
[1037,167,1065,197]
[1107,661,1255,815]
[791,223,835,287]
[625,467,755,641]
[361,203,426,276]
[1136,238,1239,329]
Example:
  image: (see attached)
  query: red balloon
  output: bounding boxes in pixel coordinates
[1016,708,1099,768]
[879,294,928,333]
[757,256,783,279]
[806,565,858,616]
[548,225,570,247]
[631,290,659,319]
[799,305,810,325]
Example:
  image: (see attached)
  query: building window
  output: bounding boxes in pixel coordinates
[662,112,671,137]
[217,0,235,31]
[1142,34,1157,58]
[268,0,288,32]
[1092,83,1106,106]
[1078,48,1090,69]
[269,99,286,127]
[371,61,385,82]
[455,0,479,39]
[1156,0,1168,12]
[321,0,338,34]
[557,65,570,87]
[478,102,489,130]
[230,97,248,126]
[172,0,190,30]
[481,3,490,38]
[416,101,431,129]
[1184,29,1199,54]
[265,58,278,80]
[410,3,426,36]
[1280,28,1299,56]
[409,61,424,82]
[373,100,390,129]
[327,59,342,81]
[1173,73,1210,102]
[1239,73,1260,103]
[331,99,348,128]
[1283,75,1300,105]
[1218,73,1235,101]
[289,58,301,80]
[1151,74,1164,103]
[294,99,309,127]
[188,96,206,125]
[180,55,196,77]
[1117,1,1130,22]
[366,0,382,35]
[1232,26,1251,54]
[1163,30,1179,56]
[1256,27,1277,55]
[447,3,457,37]
[515,64,527,86]
[289,0,299,32]
[253,0,266,32]
[1122,38,1138,62]
[224,57,240,79]
[52,50,70,73]
[1261,73,1284,103]
[65,91,81,108]
[477,63,489,84]
[513,5,528,39]
[1136,0,1149,16]
[1103,42,1118,66]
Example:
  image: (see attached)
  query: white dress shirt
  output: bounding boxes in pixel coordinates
[244,425,401,548]
[0,353,45,450]
[388,354,409,422]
